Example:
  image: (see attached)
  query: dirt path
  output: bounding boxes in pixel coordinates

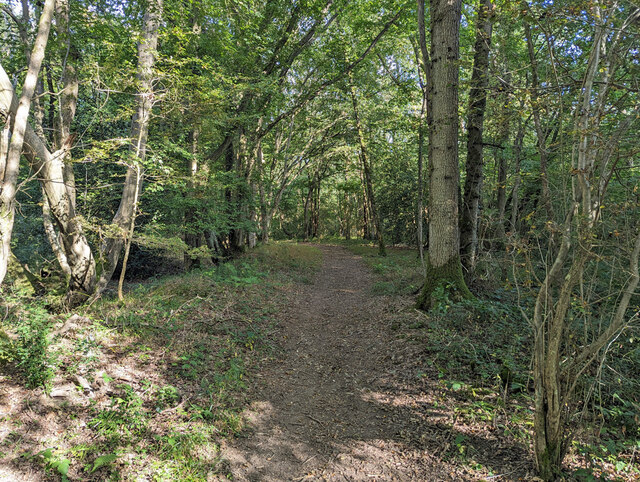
[221,245,449,481]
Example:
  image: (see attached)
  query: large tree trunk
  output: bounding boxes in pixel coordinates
[0,0,55,287]
[54,0,79,213]
[349,75,386,256]
[460,0,493,275]
[0,65,97,301]
[93,0,162,297]
[417,0,471,310]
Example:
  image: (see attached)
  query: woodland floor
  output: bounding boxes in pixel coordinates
[219,245,534,481]
[4,243,631,481]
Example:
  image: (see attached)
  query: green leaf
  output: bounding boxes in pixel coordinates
[91,453,118,473]
[38,448,54,460]
[53,458,70,476]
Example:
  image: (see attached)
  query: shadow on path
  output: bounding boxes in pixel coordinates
[220,245,530,481]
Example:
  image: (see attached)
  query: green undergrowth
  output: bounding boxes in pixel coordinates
[0,242,321,481]
[344,240,639,481]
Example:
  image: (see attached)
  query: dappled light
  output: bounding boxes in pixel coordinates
[1,0,639,480]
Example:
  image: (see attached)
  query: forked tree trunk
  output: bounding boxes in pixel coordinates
[417,0,471,310]
[0,64,97,301]
[0,0,55,287]
[93,0,162,297]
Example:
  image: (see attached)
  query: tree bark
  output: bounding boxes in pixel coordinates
[93,0,162,297]
[417,0,471,310]
[0,0,55,287]
[0,64,97,301]
[460,0,493,275]
[494,74,512,245]
[509,110,527,233]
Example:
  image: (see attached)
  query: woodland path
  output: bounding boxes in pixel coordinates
[220,245,450,481]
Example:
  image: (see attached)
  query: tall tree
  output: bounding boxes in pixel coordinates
[93,0,163,297]
[349,74,386,256]
[416,0,432,268]
[0,0,55,287]
[460,0,494,275]
[417,0,471,309]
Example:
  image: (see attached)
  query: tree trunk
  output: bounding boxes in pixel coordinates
[509,110,527,233]
[494,74,511,245]
[417,0,471,310]
[524,20,553,219]
[361,171,370,240]
[460,0,493,275]
[349,75,386,256]
[1,64,97,301]
[0,0,55,287]
[42,188,72,277]
[416,0,431,268]
[303,175,313,240]
[184,126,201,269]
[93,0,162,297]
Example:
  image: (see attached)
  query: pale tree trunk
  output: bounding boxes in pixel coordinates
[42,188,72,276]
[93,0,162,297]
[0,0,55,287]
[184,126,201,269]
[257,144,272,244]
[4,0,94,302]
[118,166,142,301]
[248,181,258,249]
[460,0,493,275]
[54,0,78,212]
[349,74,385,256]
[0,64,97,301]
[417,0,471,310]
